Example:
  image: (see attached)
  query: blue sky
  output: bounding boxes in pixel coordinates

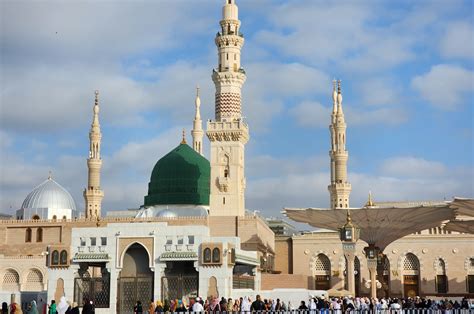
[0,0,473,222]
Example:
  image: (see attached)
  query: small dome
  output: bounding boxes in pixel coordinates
[144,143,210,206]
[22,177,77,211]
[157,210,178,218]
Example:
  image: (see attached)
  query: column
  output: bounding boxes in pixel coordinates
[367,259,377,299]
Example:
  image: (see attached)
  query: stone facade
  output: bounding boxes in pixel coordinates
[273,229,474,297]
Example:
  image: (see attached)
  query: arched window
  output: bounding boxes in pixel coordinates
[62,215,67,220]
[36,228,43,242]
[32,215,40,220]
[314,253,331,290]
[51,250,59,265]
[60,250,68,265]
[203,248,211,263]
[436,258,448,293]
[25,269,43,291]
[2,269,20,291]
[52,215,57,220]
[25,228,32,242]
[212,248,221,263]
[403,253,420,272]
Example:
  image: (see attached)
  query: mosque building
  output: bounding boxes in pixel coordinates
[0,0,473,312]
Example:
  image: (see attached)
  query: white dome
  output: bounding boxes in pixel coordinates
[22,177,77,211]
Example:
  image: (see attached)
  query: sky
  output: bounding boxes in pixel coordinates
[0,0,473,227]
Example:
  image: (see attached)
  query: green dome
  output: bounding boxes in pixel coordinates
[144,143,210,206]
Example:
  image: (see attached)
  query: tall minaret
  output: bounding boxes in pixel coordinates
[84,90,104,219]
[328,80,351,209]
[206,0,248,216]
[191,87,204,155]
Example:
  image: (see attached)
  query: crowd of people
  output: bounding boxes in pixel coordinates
[1,296,88,314]
[139,295,474,313]
[2,295,473,313]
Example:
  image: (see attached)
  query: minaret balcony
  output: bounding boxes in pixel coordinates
[207,120,249,143]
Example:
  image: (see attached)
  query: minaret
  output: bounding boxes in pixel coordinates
[191,87,204,155]
[328,80,351,209]
[206,0,248,216]
[84,90,104,219]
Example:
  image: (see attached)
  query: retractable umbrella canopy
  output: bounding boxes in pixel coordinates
[444,220,474,234]
[449,197,474,217]
[284,203,456,251]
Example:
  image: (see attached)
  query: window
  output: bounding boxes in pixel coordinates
[51,250,59,265]
[60,250,68,265]
[101,237,107,246]
[212,248,221,263]
[25,228,32,243]
[52,215,57,220]
[62,215,67,220]
[468,275,474,293]
[436,275,448,293]
[177,236,184,245]
[203,248,211,263]
[36,228,43,242]
[90,237,96,246]
[188,236,195,245]
[166,237,173,245]
[470,258,474,268]
[80,238,86,246]
[32,215,40,220]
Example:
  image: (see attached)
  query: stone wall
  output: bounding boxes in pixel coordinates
[261,274,310,290]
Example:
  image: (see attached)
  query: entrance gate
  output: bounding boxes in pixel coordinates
[161,275,198,301]
[117,276,153,314]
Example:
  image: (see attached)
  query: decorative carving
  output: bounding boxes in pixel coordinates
[217,177,229,192]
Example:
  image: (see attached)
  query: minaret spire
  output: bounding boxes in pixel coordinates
[191,86,204,155]
[84,90,104,219]
[328,80,351,209]
[206,0,249,216]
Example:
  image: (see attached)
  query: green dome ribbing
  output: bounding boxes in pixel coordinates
[144,143,210,206]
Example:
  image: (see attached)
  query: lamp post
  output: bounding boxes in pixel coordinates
[339,210,360,296]
[364,244,380,299]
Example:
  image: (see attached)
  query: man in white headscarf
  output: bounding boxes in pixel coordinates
[241,296,251,313]
[309,298,317,314]
[57,296,69,314]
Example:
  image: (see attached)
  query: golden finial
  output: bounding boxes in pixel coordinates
[365,190,375,207]
[344,209,354,228]
[181,128,187,144]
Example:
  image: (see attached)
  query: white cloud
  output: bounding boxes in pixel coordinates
[379,156,447,178]
[440,21,474,59]
[255,2,419,73]
[411,64,474,110]
[290,101,408,128]
[289,101,330,128]
[358,78,401,106]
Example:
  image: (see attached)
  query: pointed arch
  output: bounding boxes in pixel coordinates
[119,241,153,269]
[2,268,20,292]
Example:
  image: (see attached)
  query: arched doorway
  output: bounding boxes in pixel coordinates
[436,258,448,293]
[314,254,331,290]
[344,256,361,295]
[118,243,153,314]
[403,253,420,297]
